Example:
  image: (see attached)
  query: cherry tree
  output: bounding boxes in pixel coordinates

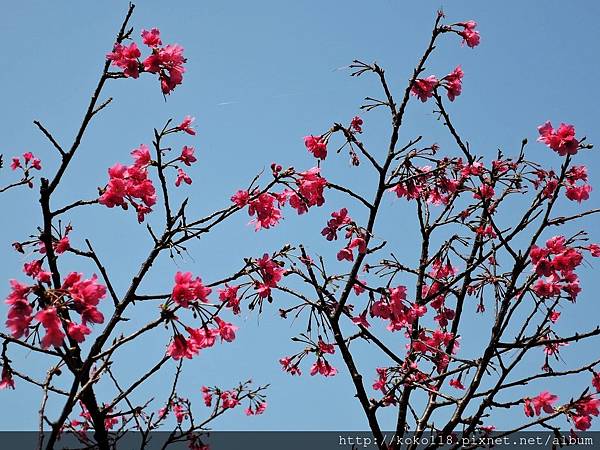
[1,4,600,450]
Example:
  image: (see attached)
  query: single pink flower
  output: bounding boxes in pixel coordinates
[411,75,438,102]
[141,28,162,48]
[177,116,196,135]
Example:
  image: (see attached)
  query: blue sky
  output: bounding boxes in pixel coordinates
[1,0,600,433]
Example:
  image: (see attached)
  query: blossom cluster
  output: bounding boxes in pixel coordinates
[107,28,187,95]
[530,236,599,301]
[99,117,198,222]
[231,167,327,231]
[5,270,106,352]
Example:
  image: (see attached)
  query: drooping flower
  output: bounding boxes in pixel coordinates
[449,378,465,390]
[218,285,241,314]
[411,75,438,102]
[310,358,337,377]
[141,28,162,48]
[67,322,91,343]
[255,254,285,298]
[175,168,192,187]
[36,307,66,349]
[167,334,198,360]
[143,43,187,95]
[106,42,142,78]
[289,167,327,215]
[443,66,463,101]
[304,135,327,160]
[0,366,15,390]
[171,272,212,307]
[177,116,196,135]
[248,193,282,230]
[214,317,238,342]
[457,21,480,48]
[99,150,157,223]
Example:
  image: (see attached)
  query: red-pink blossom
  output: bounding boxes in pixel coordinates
[289,167,327,215]
[214,317,238,342]
[107,42,141,78]
[411,75,438,102]
[565,183,592,203]
[5,280,33,338]
[248,193,282,230]
[457,21,480,48]
[67,322,91,343]
[245,402,267,416]
[529,391,558,415]
[473,183,495,200]
[54,236,70,254]
[36,307,66,349]
[321,208,351,241]
[175,168,192,187]
[279,357,302,376]
[231,189,250,207]
[177,116,196,136]
[304,135,327,160]
[537,121,579,156]
[143,44,187,95]
[141,28,162,48]
[99,152,157,223]
[167,335,198,360]
[310,358,337,377]
[255,254,284,298]
[171,272,212,307]
[443,66,463,101]
[218,285,241,315]
[449,378,465,390]
[201,386,212,406]
[220,390,240,409]
[179,146,197,166]
[350,116,363,133]
[351,312,370,328]
[0,365,15,390]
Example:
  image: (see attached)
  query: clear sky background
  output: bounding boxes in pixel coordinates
[1,0,600,432]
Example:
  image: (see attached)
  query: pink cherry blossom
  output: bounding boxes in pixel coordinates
[473,183,495,200]
[143,43,187,95]
[248,193,282,230]
[218,285,241,314]
[5,280,33,339]
[255,253,284,298]
[36,307,66,349]
[537,121,579,156]
[443,66,463,101]
[177,116,196,135]
[179,146,197,166]
[0,366,15,390]
[411,75,438,102]
[175,168,192,187]
[106,42,141,78]
[214,317,238,342]
[350,116,363,133]
[141,28,162,48]
[457,21,480,48]
[171,272,212,307]
[167,334,198,360]
[304,135,327,160]
[289,167,327,215]
[67,322,91,343]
